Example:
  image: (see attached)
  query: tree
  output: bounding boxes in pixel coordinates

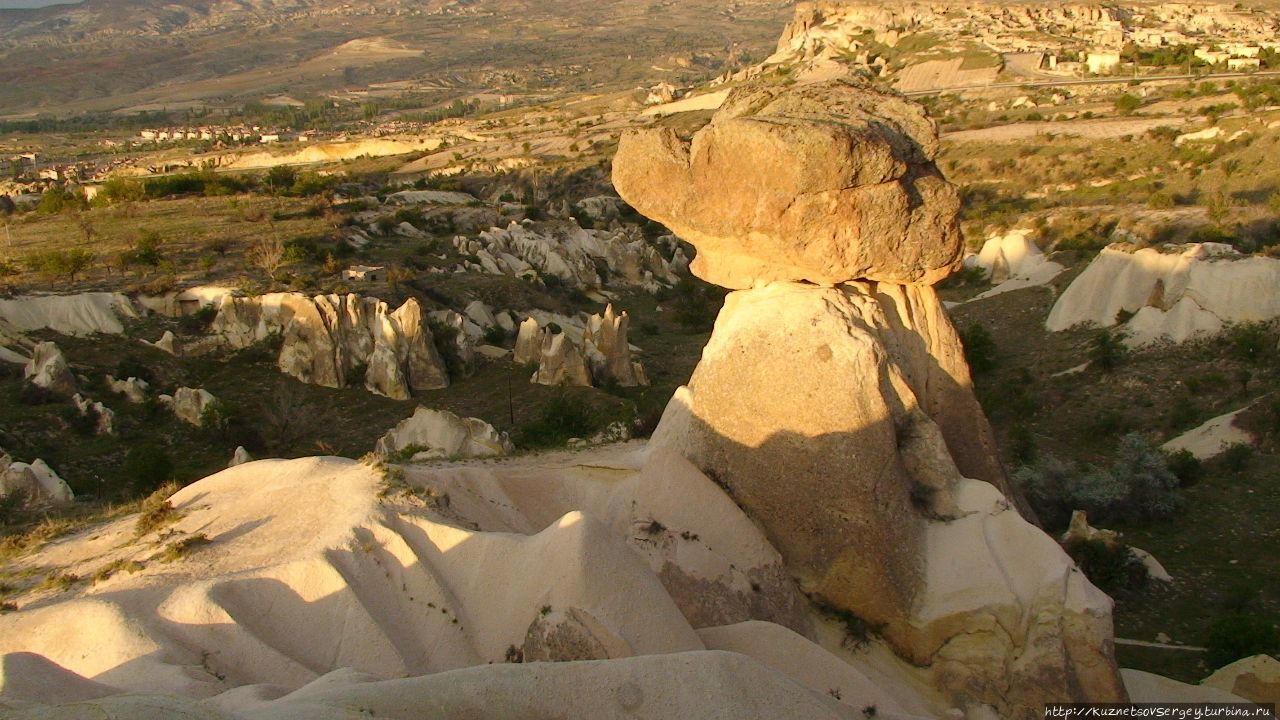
[247,232,286,280]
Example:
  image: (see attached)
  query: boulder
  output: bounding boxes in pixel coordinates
[374,407,514,460]
[613,79,963,288]
[149,330,178,355]
[23,342,76,396]
[161,387,218,427]
[228,447,252,468]
[71,394,115,436]
[1202,655,1280,705]
[464,301,497,329]
[0,457,73,507]
[106,375,150,404]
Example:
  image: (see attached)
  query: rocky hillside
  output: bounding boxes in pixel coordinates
[0,0,788,114]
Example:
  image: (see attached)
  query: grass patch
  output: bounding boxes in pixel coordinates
[156,534,211,563]
[134,481,183,538]
[91,559,145,584]
[38,571,80,593]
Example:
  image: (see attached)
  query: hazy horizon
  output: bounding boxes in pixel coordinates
[0,0,82,8]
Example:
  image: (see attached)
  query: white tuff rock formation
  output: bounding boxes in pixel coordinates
[1047,243,1280,346]
[160,387,218,427]
[211,293,449,399]
[229,446,252,468]
[374,407,514,460]
[23,342,76,396]
[617,78,1124,716]
[106,375,150,404]
[0,292,138,336]
[964,228,1065,300]
[0,455,73,507]
[513,305,648,388]
[71,394,115,436]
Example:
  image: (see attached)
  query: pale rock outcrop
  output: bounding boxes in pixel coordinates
[23,342,76,396]
[160,387,218,427]
[211,293,449,398]
[1047,243,1280,347]
[613,79,963,289]
[1124,669,1249,703]
[618,78,1122,716]
[375,407,514,460]
[516,306,648,388]
[453,222,677,292]
[229,447,252,468]
[72,394,115,436]
[1161,406,1256,460]
[0,345,29,365]
[0,456,73,507]
[135,285,235,317]
[1202,655,1280,705]
[0,293,138,336]
[149,330,178,355]
[963,228,1064,300]
[1062,511,1172,583]
[463,300,497,330]
[106,375,150,404]
[427,309,478,364]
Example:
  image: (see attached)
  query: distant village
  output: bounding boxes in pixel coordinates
[773,1,1280,78]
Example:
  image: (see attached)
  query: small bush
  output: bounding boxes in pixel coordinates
[959,323,997,375]
[38,571,80,593]
[1015,434,1182,528]
[1205,613,1280,668]
[1219,443,1254,473]
[1164,449,1203,487]
[125,444,175,496]
[1093,329,1127,371]
[1064,537,1148,596]
[517,394,599,448]
[92,559,144,584]
[1227,322,1273,364]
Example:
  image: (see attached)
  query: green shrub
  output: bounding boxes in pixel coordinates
[1093,329,1127,371]
[1205,613,1280,668]
[1064,537,1148,596]
[156,534,211,563]
[959,323,997,374]
[1219,443,1254,473]
[124,443,174,496]
[1164,449,1202,487]
[517,394,599,448]
[1014,434,1182,528]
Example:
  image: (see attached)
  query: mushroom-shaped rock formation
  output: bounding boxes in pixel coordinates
[616,78,1124,717]
[613,79,963,289]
